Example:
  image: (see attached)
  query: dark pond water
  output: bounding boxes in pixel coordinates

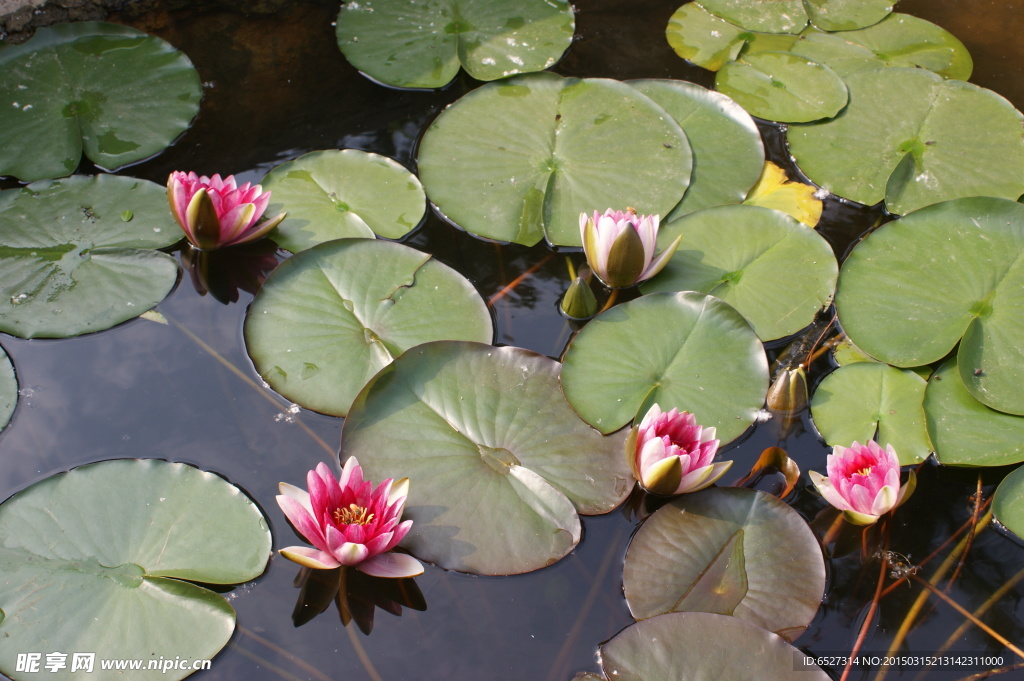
[1,1,1024,680]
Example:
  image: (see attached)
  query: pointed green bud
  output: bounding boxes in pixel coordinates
[560,276,598,319]
[604,223,647,288]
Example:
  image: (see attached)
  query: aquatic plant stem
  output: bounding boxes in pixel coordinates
[487,253,555,305]
[952,662,1024,680]
[875,509,993,681]
[345,616,386,681]
[237,626,334,681]
[946,475,984,589]
[598,287,619,313]
[908,573,1024,660]
[840,537,889,681]
[229,643,307,681]
[163,310,335,458]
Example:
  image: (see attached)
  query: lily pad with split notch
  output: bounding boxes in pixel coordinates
[628,80,764,219]
[0,459,271,681]
[0,174,182,339]
[640,204,837,341]
[0,22,201,182]
[244,239,492,417]
[335,0,575,89]
[835,197,1024,415]
[810,362,932,465]
[417,72,692,247]
[622,487,824,640]
[715,51,848,123]
[560,291,768,442]
[788,69,1024,214]
[340,341,633,575]
[262,149,426,252]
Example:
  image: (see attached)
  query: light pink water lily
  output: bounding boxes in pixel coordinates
[626,404,732,496]
[580,208,681,288]
[276,458,423,578]
[167,171,285,250]
[809,441,916,526]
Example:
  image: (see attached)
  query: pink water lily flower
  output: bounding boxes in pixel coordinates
[580,208,681,288]
[627,404,732,496]
[167,171,285,250]
[809,441,916,526]
[276,458,423,578]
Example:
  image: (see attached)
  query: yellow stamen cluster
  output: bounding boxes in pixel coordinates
[333,503,375,525]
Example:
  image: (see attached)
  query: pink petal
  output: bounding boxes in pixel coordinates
[279,546,341,570]
[276,494,328,552]
[356,552,424,579]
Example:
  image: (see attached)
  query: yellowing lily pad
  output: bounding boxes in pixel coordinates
[417,72,692,247]
[0,459,271,681]
[743,161,822,227]
[0,22,201,182]
[335,0,574,89]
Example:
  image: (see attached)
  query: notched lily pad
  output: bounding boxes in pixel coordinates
[0,22,201,182]
[835,197,1024,415]
[417,72,691,247]
[341,341,632,575]
[560,291,768,442]
[262,149,425,252]
[788,69,1024,214]
[0,174,182,339]
[0,459,271,681]
[716,51,848,123]
[335,0,575,89]
[599,612,831,681]
[993,465,1024,541]
[622,487,824,640]
[810,362,932,465]
[244,238,492,417]
[641,204,837,341]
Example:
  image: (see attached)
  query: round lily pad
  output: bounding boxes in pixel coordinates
[0,459,271,681]
[788,68,1024,214]
[792,15,973,79]
[629,80,764,219]
[810,362,932,465]
[261,149,425,252]
[599,612,831,681]
[640,204,837,341]
[804,0,895,32]
[340,341,633,575]
[560,291,768,442]
[622,487,824,640]
[0,174,182,339]
[0,22,201,182]
[699,0,808,33]
[0,345,15,432]
[417,72,692,247]
[993,465,1024,541]
[335,0,574,89]
[923,358,1024,467]
[244,238,492,417]
[664,3,747,72]
[715,51,848,123]
[835,197,1024,415]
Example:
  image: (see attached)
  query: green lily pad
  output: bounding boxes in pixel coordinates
[810,362,931,465]
[993,465,1024,540]
[335,0,574,89]
[560,291,768,442]
[244,238,492,417]
[0,174,181,339]
[0,459,271,681]
[340,341,633,575]
[417,72,692,246]
[923,358,1024,467]
[629,80,764,219]
[792,15,973,79]
[788,69,1024,214]
[664,3,747,71]
[0,345,15,432]
[804,0,895,31]
[623,488,824,640]
[599,612,831,681]
[640,204,837,341]
[699,0,808,33]
[0,22,201,182]
[261,149,425,252]
[835,197,1024,415]
[715,51,848,123]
